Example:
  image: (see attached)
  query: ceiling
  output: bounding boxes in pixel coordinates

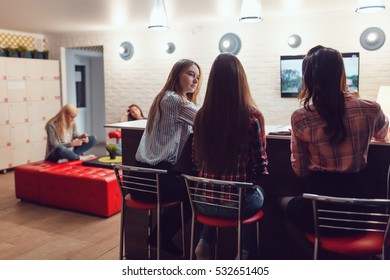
[0,0,377,34]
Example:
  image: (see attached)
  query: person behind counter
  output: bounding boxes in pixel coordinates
[280,45,389,231]
[134,59,202,256]
[45,104,97,163]
[120,104,146,122]
[114,104,146,155]
[192,53,268,260]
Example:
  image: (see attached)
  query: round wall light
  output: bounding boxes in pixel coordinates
[118,41,134,60]
[219,33,241,55]
[287,34,302,48]
[166,42,175,54]
[360,27,385,51]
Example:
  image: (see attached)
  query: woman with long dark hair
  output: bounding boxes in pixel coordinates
[281,45,389,231]
[192,53,268,259]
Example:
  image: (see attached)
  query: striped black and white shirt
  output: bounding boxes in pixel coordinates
[135,90,200,166]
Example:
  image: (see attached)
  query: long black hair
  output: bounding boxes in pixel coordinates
[299,45,347,144]
[194,53,261,175]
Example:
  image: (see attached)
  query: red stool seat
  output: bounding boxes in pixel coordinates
[305,231,388,256]
[196,209,264,227]
[124,193,181,210]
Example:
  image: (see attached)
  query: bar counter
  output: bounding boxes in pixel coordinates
[106,120,390,259]
[106,120,389,198]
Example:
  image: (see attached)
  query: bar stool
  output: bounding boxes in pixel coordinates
[108,130,121,144]
[303,193,390,259]
[303,164,390,260]
[182,174,264,260]
[113,164,185,260]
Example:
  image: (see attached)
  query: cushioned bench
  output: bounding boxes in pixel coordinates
[14,160,82,203]
[14,160,121,217]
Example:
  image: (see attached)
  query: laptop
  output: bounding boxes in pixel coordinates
[377,86,390,116]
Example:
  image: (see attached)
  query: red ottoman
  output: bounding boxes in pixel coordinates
[14,160,82,203]
[39,165,121,217]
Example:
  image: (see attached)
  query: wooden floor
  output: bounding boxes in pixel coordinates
[0,169,120,260]
[0,143,318,260]
[0,143,121,260]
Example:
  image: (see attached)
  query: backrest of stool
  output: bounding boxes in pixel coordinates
[182,174,253,222]
[113,164,167,203]
[303,193,390,257]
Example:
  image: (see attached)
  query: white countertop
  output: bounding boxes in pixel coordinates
[104,119,147,130]
[104,119,389,145]
[105,120,290,133]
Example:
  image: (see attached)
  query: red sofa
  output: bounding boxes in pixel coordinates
[14,160,121,217]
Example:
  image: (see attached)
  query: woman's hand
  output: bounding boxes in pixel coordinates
[80,133,89,143]
[71,138,83,147]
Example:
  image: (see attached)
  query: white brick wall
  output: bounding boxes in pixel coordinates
[46,11,390,127]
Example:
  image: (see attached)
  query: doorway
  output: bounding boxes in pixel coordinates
[60,47,106,143]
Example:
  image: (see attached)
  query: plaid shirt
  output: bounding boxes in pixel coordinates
[193,109,269,200]
[291,93,389,177]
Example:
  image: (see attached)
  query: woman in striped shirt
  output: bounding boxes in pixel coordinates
[135,59,202,256]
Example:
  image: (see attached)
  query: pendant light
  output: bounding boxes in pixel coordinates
[239,0,263,22]
[355,0,386,13]
[148,0,169,30]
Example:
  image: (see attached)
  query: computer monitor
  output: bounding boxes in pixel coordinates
[280,52,360,98]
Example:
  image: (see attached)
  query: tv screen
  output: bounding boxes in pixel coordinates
[280,52,360,98]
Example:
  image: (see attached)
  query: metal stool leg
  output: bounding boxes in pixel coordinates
[180,202,186,258]
[119,202,125,260]
[256,222,260,258]
[156,207,161,260]
[237,223,242,260]
[147,210,152,259]
[214,227,219,259]
[190,214,195,260]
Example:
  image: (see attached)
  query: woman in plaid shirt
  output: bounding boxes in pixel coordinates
[281,45,389,231]
[192,53,269,260]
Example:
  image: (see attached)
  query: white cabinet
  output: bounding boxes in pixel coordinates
[0,57,61,171]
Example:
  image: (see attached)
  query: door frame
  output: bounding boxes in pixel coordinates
[60,47,106,143]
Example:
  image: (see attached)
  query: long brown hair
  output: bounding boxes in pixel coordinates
[127,104,145,121]
[299,45,347,143]
[45,104,77,141]
[194,53,260,175]
[146,59,202,133]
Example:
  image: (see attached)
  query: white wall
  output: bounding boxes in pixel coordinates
[46,10,390,128]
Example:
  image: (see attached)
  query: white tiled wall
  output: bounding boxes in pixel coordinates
[46,11,390,126]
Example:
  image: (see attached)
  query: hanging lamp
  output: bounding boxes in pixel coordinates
[148,0,169,30]
[355,0,386,13]
[239,0,263,22]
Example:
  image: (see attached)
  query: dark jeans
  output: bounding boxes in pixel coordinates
[285,170,369,233]
[46,135,97,162]
[198,187,264,252]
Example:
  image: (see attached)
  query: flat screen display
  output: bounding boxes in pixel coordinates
[280,52,359,98]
